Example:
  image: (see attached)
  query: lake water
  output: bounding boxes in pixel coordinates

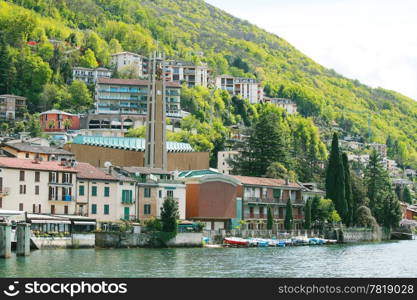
[1,240,416,277]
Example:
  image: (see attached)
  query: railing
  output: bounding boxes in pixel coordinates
[244,197,283,204]
[121,199,135,204]
[49,195,73,202]
[49,181,73,186]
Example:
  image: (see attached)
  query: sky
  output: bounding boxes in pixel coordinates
[205,0,417,101]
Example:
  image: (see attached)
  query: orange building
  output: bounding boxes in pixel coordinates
[40,110,80,132]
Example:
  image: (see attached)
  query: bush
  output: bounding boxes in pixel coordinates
[145,217,162,231]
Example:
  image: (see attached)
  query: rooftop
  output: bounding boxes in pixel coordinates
[232,175,302,189]
[40,109,78,116]
[0,94,27,100]
[123,166,171,175]
[0,157,77,172]
[3,141,74,156]
[74,162,117,181]
[97,77,181,88]
[72,135,194,152]
[177,169,220,178]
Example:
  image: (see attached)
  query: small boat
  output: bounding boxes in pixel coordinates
[224,237,249,246]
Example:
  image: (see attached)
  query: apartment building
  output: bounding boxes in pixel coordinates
[263,97,298,114]
[72,67,112,84]
[215,75,263,104]
[164,60,209,87]
[0,157,77,215]
[0,94,27,120]
[40,109,80,132]
[115,167,186,222]
[233,176,304,230]
[111,52,144,78]
[74,163,137,225]
[217,150,238,175]
[95,78,181,118]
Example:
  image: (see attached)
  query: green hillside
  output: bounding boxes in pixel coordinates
[1,0,417,167]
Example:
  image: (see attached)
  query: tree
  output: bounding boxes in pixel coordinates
[79,48,98,68]
[266,206,273,230]
[304,199,311,229]
[402,186,413,204]
[284,199,293,230]
[24,113,42,137]
[160,197,179,233]
[356,206,378,229]
[1,122,9,134]
[0,33,15,94]
[230,106,290,177]
[351,172,367,225]
[325,133,347,222]
[379,192,402,229]
[63,118,72,130]
[342,153,353,226]
[266,162,297,181]
[311,196,321,223]
[68,80,93,112]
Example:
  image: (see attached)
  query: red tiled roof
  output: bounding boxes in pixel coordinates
[97,77,181,88]
[232,175,302,189]
[75,162,117,181]
[0,157,77,172]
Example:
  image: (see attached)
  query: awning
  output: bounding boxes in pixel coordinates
[30,220,71,224]
[73,221,96,226]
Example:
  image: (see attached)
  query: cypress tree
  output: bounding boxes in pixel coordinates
[284,199,293,230]
[160,197,179,233]
[403,186,413,204]
[325,133,347,221]
[342,153,353,226]
[267,206,273,230]
[311,196,321,223]
[304,199,311,229]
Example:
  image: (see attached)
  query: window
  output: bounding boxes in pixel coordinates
[19,203,23,211]
[38,204,41,213]
[51,205,55,214]
[104,204,109,215]
[92,186,97,196]
[0,198,2,208]
[79,185,85,196]
[167,190,174,198]
[25,153,29,158]
[158,190,162,198]
[35,185,39,195]
[35,171,40,182]
[63,173,72,183]
[91,204,97,214]
[144,204,151,215]
[273,189,281,199]
[144,188,151,198]
[64,206,68,215]
[49,172,57,183]
[104,186,110,197]
[122,190,133,204]
[19,170,25,181]
[19,185,26,194]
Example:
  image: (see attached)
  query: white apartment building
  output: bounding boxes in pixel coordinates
[0,157,77,215]
[165,60,209,87]
[263,97,298,114]
[72,67,112,84]
[111,51,144,78]
[74,163,137,224]
[215,75,263,104]
[217,151,239,175]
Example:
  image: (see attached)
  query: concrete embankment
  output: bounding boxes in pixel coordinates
[31,234,95,249]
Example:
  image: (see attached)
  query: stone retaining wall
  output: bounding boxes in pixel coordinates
[31,234,95,249]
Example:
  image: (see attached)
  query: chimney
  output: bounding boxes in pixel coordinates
[285,178,289,185]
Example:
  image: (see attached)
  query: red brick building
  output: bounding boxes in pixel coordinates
[40,110,80,132]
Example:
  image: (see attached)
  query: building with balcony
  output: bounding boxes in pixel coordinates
[72,67,112,84]
[178,169,241,230]
[299,182,325,202]
[164,60,209,87]
[215,75,263,104]
[1,140,75,161]
[94,78,181,118]
[0,157,77,215]
[233,176,305,230]
[263,97,298,114]
[74,162,137,225]
[113,166,186,222]
[40,109,80,132]
[111,51,144,78]
[0,94,27,120]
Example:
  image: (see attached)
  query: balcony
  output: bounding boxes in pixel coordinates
[49,195,74,202]
[121,199,135,205]
[49,181,73,187]
[0,187,10,196]
[244,197,283,205]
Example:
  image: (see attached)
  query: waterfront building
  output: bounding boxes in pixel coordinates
[64,135,210,171]
[178,169,241,230]
[299,182,325,202]
[0,94,26,120]
[0,157,77,215]
[40,109,80,132]
[72,67,112,84]
[215,75,263,104]
[94,78,181,118]
[263,97,297,114]
[233,176,304,230]
[1,139,75,161]
[74,163,137,225]
[111,51,144,78]
[217,150,238,175]
[113,166,186,222]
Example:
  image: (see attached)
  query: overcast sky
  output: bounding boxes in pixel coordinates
[205,0,417,101]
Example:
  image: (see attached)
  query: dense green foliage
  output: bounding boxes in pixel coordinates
[1,0,417,167]
[266,206,273,230]
[160,196,178,233]
[325,133,348,221]
[342,153,353,226]
[304,199,311,230]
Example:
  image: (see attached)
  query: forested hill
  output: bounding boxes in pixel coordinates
[1,0,417,166]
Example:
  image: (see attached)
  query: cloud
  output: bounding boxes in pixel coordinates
[205,0,417,100]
